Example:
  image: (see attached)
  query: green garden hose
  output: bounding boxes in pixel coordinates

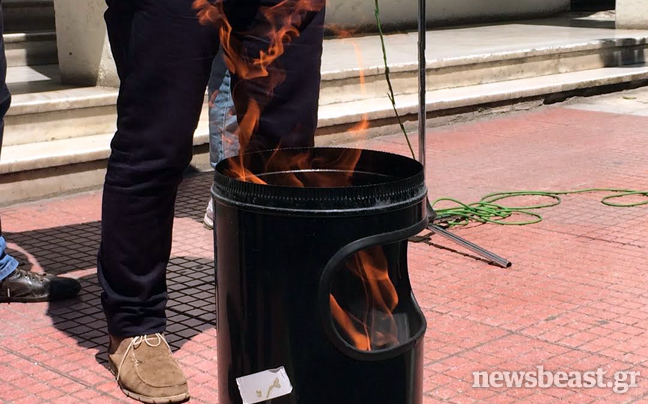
[432,189,648,228]
[372,5,647,230]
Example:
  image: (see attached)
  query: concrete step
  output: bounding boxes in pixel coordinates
[319,62,648,141]
[0,120,209,176]
[8,22,648,146]
[319,24,648,107]
[4,30,57,67]
[4,15,648,204]
[3,64,112,147]
[2,0,55,33]
[3,66,215,147]
[4,81,118,147]
[0,116,211,206]
[2,61,648,205]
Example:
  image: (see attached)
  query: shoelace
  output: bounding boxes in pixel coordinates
[116,333,169,382]
[16,270,47,282]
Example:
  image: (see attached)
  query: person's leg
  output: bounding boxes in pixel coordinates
[229,3,326,152]
[98,0,218,338]
[0,233,19,282]
[98,1,218,402]
[0,228,81,302]
[208,50,239,169]
[0,0,80,302]
[205,50,238,229]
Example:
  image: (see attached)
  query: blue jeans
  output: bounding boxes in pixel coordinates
[0,236,18,281]
[208,51,238,168]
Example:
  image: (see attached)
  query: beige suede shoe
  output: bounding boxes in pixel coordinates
[108,333,189,404]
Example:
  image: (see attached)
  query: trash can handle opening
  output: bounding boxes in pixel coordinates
[318,218,428,361]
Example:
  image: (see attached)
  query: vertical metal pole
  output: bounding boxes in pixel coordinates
[419,0,435,220]
[417,0,426,168]
[416,1,511,268]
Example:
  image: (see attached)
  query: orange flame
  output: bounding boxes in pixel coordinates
[324,24,359,39]
[194,0,323,80]
[223,144,364,188]
[228,100,267,184]
[330,246,401,351]
[348,39,370,133]
[194,0,371,187]
[330,295,371,350]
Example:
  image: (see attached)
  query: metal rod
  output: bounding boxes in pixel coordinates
[416,0,511,268]
[430,225,512,268]
[417,0,426,168]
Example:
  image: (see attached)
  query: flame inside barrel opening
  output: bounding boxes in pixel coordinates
[330,245,405,351]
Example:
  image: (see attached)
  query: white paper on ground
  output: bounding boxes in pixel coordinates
[236,366,293,404]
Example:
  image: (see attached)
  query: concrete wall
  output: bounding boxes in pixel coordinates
[617,0,648,29]
[326,0,571,30]
[53,0,119,87]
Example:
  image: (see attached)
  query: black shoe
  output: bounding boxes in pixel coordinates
[0,268,81,303]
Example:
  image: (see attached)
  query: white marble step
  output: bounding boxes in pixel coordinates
[0,118,209,176]
[2,62,647,178]
[0,120,210,206]
[2,0,54,33]
[4,15,648,203]
[4,63,64,94]
[7,23,648,147]
[319,22,648,106]
[4,78,117,147]
[4,30,57,67]
[319,63,648,127]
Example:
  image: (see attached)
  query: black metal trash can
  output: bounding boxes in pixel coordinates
[212,147,428,404]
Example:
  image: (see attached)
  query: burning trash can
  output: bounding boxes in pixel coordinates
[212,147,428,404]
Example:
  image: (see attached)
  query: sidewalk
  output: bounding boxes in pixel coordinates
[1,89,648,403]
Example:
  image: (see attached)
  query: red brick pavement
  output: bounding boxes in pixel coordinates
[1,106,647,403]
